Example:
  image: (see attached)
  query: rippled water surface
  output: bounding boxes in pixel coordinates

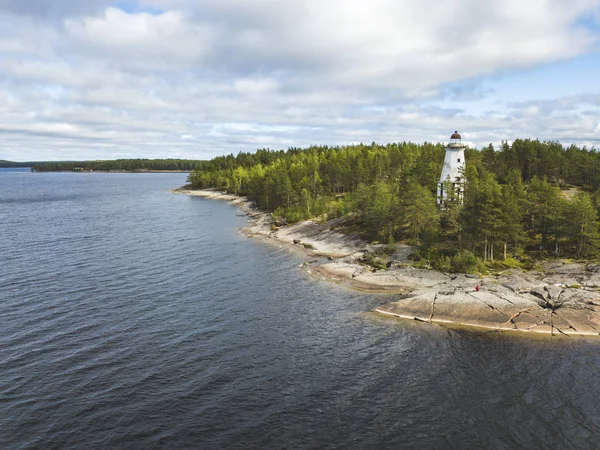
[2,170,600,449]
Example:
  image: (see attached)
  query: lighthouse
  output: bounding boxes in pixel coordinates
[437,131,466,205]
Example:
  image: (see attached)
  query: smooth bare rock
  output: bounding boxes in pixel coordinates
[530,287,564,310]
[327,260,600,335]
[558,263,587,274]
[530,287,550,302]
[493,290,538,307]
[374,278,600,335]
[389,266,451,286]
[317,262,360,279]
[483,290,537,308]
[561,288,600,302]
[353,272,413,289]
[581,273,600,288]
[376,290,437,321]
[559,289,600,307]
[542,262,587,274]
[449,274,480,288]
[365,243,387,253]
[540,275,579,287]
[276,217,365,257]
[479,283,519,298]
[540,261,565,272]
[469,291,518,313]
[388,244,413,262]
[500,282,524,294]
[315,263,408,292]
[499,275,541,294]
[551,313,579,335]
[586,263,600,273]
[430,291,511,329]
[512,309,552,333]
[336,252,365,264]
[554,309,600,335]
[544,285,564,301]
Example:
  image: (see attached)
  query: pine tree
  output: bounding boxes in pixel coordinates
[399,179,440,244]
[565,193,600,257]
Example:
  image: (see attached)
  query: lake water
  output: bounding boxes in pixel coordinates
[1,170,600,449]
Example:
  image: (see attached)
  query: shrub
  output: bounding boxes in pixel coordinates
[434,256,452,272]
[384,234,396,256]
[502,257,523,269]
[325,200,345,220]
[450,250,478,273]
[360,252,388,270]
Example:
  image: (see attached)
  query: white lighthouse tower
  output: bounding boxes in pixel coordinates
[437,131,466,205]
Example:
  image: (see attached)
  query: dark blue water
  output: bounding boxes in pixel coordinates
[1,170,600,449]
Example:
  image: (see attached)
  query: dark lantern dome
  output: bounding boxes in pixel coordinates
[450,131,461,140]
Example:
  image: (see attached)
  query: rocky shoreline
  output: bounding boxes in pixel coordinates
[172,188,600,337]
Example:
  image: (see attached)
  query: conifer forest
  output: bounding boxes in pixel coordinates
[32,159,200,172]
[188,140,600,272]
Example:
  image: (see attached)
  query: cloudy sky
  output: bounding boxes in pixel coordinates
[1,0,600,161]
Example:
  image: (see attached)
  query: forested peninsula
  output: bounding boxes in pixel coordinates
[181,139,600,336]
[0,160,45,168]
[188,140,600,271]
[32,159,201,172]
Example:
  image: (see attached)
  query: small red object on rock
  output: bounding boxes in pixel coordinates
[475,285,480,292]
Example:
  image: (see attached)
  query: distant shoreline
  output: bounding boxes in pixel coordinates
[172,187,600,338]
[32,170,191,173]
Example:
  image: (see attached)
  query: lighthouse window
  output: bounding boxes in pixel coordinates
[458,158,461,163]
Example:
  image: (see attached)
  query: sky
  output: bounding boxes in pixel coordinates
[1,0,600,161]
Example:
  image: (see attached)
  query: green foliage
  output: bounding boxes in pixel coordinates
[450,250,479,273]
[485,257,524,271]
[0,160,46,168]
[360,252,388,270]
[564,192,600,257]
[399,179,440,244]
[34,159,201,172]
[184,138,600,263]
[325,199,346,220]
[433,256,452,272]
[385,234,396,255]
[499,257,523,269]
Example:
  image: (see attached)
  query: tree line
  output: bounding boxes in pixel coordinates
[33,159,201,172]
[0,160,43,168]
[188,139,600,271]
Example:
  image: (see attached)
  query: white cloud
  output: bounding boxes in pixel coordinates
[64,7,215,69]
[0,0,599,160]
